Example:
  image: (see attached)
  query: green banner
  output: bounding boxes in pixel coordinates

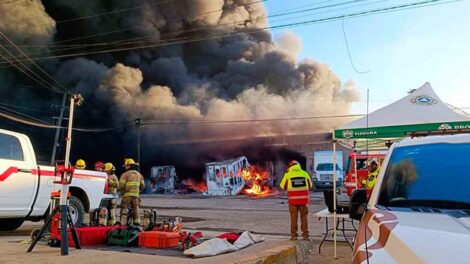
[335,121,470,139]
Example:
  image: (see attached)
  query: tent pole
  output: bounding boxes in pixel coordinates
[333,137,337,259]
[354,149,358,190]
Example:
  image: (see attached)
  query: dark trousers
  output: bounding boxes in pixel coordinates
[289,204,309,238]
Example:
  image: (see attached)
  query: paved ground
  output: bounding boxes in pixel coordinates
[0,192,353,263]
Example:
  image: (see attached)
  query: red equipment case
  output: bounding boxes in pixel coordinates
[68,226,122,247]
[138,231,180,249]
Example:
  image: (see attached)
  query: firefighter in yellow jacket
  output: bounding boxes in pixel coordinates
[280,160,312,241]
[104,162,119,225]
[362,158,380,190]
[119,158,145,226]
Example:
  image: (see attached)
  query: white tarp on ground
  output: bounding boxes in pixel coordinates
[183,231,265,258]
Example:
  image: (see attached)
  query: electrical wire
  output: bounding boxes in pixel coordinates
[0,45,60,92]
[0,0,393,67]
[0,31,70,94]
[0,105,50,124]
[140,114,364,126]
[0,102,55,114]
[10,0,359,49]
[342,17,371,74]
[0,106,364,131]
[20,0,178,29]
[0,0,458,65]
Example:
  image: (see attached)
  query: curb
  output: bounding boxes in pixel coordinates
[235,241,313,264]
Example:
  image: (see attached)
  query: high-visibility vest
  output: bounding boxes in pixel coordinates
[362,168,380,189]
[119,170,145,197]
[280,164,312,205]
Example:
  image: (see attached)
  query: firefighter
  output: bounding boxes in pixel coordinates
[280,160,312,241]
[119,158,145,226]
[104,162,119,225]
[362,157,380,190]
[95,161,104,172]
[75,159,86,170]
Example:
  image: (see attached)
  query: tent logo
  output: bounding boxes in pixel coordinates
[342,130,353,138]
[410,95,437,105]
[438,124,452,130]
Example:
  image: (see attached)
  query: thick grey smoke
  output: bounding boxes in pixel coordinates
[1,0,359,160]
[0,0,55,45]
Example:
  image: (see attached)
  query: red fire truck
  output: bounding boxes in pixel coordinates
[343,151,386,196]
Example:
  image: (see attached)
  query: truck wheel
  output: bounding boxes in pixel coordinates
[0,219,24,231]
[68,196,85,227]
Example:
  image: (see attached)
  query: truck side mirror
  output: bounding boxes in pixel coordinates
[349,189,367,220]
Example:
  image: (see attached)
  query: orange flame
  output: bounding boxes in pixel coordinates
[183,178,207,192]
[241,166,274,196]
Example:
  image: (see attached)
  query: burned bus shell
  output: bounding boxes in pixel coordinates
[205,156,249,195]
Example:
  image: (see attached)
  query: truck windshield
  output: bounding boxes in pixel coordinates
[316,163,340,171]
[378,143,470,209]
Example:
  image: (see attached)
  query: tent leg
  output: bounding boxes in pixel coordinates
[333,138,337,259]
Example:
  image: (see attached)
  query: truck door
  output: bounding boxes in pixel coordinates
[0,132,37,217]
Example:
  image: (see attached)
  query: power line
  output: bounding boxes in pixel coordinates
[0,45,61,92]
[341,17,370,74]
[20,0,177,29]
[0,31,70,94]
[0,102,55,114]
[0,0,458,65]
[11,0,360,50]
[0,106,364,131]
[0,0,392,67]
[11,0,269,48]
[0,105,50,124]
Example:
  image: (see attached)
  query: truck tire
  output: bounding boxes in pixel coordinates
[0,219,24,231]
[68,196,85,227]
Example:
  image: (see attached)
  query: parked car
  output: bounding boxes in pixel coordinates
[0,128,111,231]
[349,134,470,263]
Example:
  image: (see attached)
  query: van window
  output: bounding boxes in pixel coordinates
[378,143,470,209]
[0,133,24,161]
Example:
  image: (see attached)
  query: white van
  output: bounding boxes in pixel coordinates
[350,134,470,263]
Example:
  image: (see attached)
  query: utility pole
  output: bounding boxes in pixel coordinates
[60,93,83,256]
[135,118,141,164]
[50,94,67,165]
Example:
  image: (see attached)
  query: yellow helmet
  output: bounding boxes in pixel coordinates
[104,162,115,172]
[123,158,139,167]
[75,159,86,169]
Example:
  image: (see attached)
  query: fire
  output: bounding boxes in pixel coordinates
[241,166,274,196]
[183,178,207,193]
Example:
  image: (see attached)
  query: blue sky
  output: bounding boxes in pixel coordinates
[264,0,470,114]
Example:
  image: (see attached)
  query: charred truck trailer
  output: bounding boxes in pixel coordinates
[205,157,249,195]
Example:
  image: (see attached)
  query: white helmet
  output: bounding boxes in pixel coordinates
[367,157,379,166]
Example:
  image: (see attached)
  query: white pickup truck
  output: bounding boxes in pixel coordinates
[0,128,109,231]
[350,134,470,263]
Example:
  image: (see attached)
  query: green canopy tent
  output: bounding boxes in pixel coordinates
[328,82,470,258]
[335,82,470,142]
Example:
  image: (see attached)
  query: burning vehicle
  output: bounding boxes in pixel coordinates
[204,157,275,196]
[241,161,275,196]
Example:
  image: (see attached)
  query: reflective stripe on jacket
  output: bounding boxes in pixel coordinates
[119,170,145,197]
[279,164,312,205]
[107,174,119,195]
[362,168,380,189]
